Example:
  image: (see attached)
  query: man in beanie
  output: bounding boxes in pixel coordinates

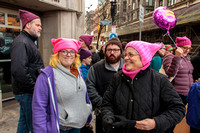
[86,37,124,133]
[101,41,185,133]
[78,48,92,81]
[11,9,44,133]
[79,34,100,66]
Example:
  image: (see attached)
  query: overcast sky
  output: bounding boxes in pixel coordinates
[85,0,98,12]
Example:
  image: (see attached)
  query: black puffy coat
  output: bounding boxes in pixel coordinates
[101,67,185,133]
[11,30,44,95]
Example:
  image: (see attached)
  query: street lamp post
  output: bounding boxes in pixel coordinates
[110,0,117,25]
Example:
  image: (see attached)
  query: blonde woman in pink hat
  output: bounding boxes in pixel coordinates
[101,41,185,133]
[32,38,92,133]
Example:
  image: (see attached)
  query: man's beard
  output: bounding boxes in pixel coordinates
[105,54,121,64]
[29,26,40,38]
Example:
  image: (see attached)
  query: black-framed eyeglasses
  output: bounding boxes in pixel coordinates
[59,50,75,56]
[124,53,139,58]
[79,39,84,42]
[107,49,120,53]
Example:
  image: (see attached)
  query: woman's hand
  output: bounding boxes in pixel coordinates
[175,47,183,57]
[195,78,200,82]
[85,123,90,127]
[134,118,156,131]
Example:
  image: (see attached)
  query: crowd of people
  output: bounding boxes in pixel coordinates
[10,9,200,133]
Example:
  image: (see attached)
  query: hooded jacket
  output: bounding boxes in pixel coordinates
[32,66,92,133]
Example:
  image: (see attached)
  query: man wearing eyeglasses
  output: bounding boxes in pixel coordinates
[86,37,124,133]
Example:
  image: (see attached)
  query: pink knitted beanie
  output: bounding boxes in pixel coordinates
[19,9,40,28]
[125,41,162,66]
[51,38,82,54]
[79,35,94,46]
[176,36,192,47]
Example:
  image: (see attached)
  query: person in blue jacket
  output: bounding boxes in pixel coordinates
[150,39,166,72]
[186,81,200,133]
[78,48,92,81]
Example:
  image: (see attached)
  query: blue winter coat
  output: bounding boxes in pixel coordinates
[186,81,200,130]
[80,64,90,81]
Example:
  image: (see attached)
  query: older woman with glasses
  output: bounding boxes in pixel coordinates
[163,36,194,105]
[101,41,185,133]
[32,38,92,133]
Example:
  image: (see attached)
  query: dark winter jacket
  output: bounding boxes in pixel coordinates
[163,53,193,96]
[91,52,101,66]
[11,30,44,95]
[86,58,124,109]
[191,52,200,81]
[102,67,185,133]
[89,44,100,66]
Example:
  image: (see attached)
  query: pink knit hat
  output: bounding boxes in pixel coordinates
[125,41,162,66]
[176,36,192,47]
[51,38,82,54]
[79,35,94,46]
[19,9,40,28]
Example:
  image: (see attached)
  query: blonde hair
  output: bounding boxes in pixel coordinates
[49,53,81,69]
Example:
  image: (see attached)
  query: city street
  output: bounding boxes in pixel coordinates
[0,99,190,133]
[0,99,97,133]
[0,99,18,133]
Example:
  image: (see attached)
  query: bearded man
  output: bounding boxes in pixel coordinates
[11,9,44,133]
[86,37,124,133]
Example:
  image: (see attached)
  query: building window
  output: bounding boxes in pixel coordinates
[0,13,5,24]
[168,0,175,6]
[0,9,21,100]
[133,2,135,10]
[146,0,155,6]
[8,14,20,26]
[132,13,136,20]
[146,9,154,13]
[159,0,163,6]
[123,1,127,12]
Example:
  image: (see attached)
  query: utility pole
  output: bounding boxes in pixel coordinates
[110,0,117,25]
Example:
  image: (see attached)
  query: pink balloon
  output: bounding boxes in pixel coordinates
[153,6,177,31]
